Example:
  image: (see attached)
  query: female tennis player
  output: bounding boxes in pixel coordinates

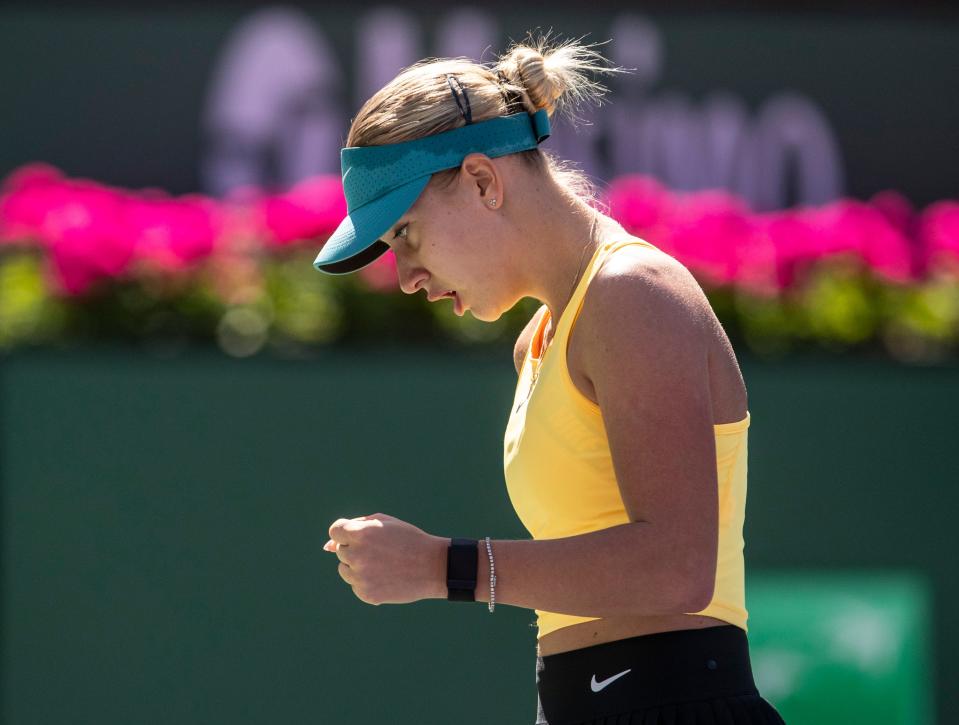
[319,32,786,725]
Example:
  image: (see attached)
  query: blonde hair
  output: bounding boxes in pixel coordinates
[345,30,628,209]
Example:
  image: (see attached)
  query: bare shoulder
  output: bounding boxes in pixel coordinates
[582,244,715,346]
[514,303,549,375]
[570,244,714,397]
[570,242,747,423]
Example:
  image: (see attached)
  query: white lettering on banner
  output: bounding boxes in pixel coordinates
[201,7,844,210]
[746,94,845,211]
[606,14,844,209]
[200,6,344,196]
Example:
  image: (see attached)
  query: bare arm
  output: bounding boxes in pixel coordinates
[428,523,710,616]
[428,252,720,617]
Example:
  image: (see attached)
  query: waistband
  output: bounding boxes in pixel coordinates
[535,625,758,724]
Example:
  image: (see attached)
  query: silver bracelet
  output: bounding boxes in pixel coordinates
[484,536,496,612]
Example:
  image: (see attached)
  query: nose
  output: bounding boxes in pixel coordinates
[396,262,428,295]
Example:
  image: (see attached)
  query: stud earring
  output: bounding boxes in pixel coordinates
[489,199,497,207]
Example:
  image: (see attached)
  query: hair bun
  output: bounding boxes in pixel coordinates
[493,32,624,125]
[498,46,561,116]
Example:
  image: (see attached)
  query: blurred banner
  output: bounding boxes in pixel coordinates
[748,572,932,724]
[2,4,958,208]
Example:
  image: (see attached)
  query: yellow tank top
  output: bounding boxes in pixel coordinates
[503,237,750,640]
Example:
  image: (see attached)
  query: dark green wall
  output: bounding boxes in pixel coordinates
[1,346,956,723]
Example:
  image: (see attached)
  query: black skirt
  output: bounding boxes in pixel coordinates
[534,624,786,725]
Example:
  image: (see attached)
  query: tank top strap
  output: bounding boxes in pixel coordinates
[552,236,660,341]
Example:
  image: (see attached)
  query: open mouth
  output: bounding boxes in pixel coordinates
[427,290,456,302]
[428,289,464,315]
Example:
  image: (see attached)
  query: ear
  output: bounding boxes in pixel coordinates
[460,153,502,209]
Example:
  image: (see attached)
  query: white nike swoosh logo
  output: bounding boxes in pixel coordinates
[590,668,632,692]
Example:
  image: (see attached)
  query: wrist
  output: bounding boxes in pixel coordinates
[434,536,493,604]
[430,535,452,600]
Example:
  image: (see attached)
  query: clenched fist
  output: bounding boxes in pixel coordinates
[324,513,448,605]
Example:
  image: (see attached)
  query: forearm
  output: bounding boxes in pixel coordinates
[430,522,710,617]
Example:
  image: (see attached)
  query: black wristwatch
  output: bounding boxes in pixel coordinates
[447,537,478,601]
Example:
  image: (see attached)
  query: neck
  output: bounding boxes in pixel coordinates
[516,182,624,328]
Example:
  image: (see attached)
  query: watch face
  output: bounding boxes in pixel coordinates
[447,539,478,600]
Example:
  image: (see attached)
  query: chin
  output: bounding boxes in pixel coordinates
[470,303,504,322]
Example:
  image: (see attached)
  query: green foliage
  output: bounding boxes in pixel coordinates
[0,250,68,349]
[1,246,956,363]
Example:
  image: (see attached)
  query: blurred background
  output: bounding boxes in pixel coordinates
[1,2,957,724]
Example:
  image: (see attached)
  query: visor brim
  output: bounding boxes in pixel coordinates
[313,174,431,275]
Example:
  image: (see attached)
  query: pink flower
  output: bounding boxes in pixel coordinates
[357,249,399,292]
[0,163,69,244]
[870,190,916,237]
[917,200,959,277]
[255,175,346,248]
[854,204,916,284]
[749,208,816,290]
[606,175,672,234]
[0,164,139,294]
[45,182,135,296]
[732,213,780,296]
[604,177,777,294]
[811,200,914,284]
[125,192,223,273]
[665,189,754,288]
[2,161,952,304]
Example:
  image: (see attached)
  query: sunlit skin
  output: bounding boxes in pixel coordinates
[379,152,630,329]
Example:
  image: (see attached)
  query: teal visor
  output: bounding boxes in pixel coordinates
[312,108,551,274]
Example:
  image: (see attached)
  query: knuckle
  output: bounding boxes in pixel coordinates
[329,519,344,537]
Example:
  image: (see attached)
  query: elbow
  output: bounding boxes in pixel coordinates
[668,557,716,614]
[631,527,717,615]
[674,531,717,613]
[647,566,714,615]
[682,574,715,613]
